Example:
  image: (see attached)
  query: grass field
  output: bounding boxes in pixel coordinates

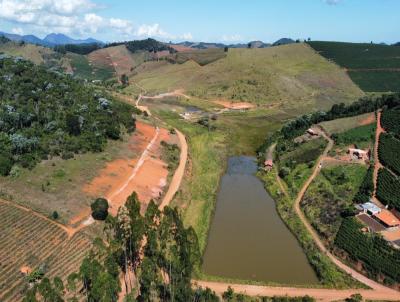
[168,48,227,65]
[319,112,375,134]
[0,201,91,302]
[308,41,400,92]
[301,164,368,243]
[332,123,376,149]
[128,43,363,111]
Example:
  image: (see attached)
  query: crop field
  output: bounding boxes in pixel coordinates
[301,164,367,243]
[334,217,400,283]
[0,201,91,302]
[378,133,400,176]
[381,107,400,137]
[68,52,114,80]
[319,112,375,134]
[376,168,400,211]
[332,123,376,149]
[129,43,363,111]
[308,41,400,92]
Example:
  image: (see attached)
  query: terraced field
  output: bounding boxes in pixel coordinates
[0,201,91,302]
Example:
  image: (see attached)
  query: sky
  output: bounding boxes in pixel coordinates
[0,0,399,44]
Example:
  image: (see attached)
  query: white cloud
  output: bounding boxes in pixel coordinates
[0,0,193,41]
[221,34,242,42]
[11,27,23,35]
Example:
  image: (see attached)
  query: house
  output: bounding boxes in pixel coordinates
[307,128,319,136]
[348,148,369,160]
[264,159,273,171]
[361,202,381,215]
[374,209,400,228]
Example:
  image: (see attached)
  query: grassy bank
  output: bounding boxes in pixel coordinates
[259,168,365,289]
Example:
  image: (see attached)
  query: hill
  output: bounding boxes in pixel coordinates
[0,55,136,175]
[43,33,102,45]
[273,38,295,46]
[127,43,364,111]
[308,41,400,92]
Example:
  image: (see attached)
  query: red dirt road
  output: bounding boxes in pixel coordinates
[373,110,385,207]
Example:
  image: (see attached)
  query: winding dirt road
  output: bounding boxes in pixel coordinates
[195,127,400,301]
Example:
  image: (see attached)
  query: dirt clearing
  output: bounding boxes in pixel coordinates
[213,100,256,110]
[82,122,173,215]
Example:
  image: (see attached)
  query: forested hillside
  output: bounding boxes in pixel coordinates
[0,56,137,176]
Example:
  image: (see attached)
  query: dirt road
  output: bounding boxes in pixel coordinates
[373,110,385,206]
[194,280,400,302]
[158,129,187,210]
[196,127,400,301]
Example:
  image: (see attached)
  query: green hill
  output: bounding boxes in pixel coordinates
[308,41,400,92]
[127,43,364,112]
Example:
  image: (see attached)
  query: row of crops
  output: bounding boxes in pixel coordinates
[378,133,400,176]
[308,41,400,92]
[334,217,400,283]
[381,107,400,137]
[0,202,91,302]
[376,168,400,212]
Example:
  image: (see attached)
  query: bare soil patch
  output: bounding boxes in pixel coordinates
[213,100,256,110]
[82,122,172,215]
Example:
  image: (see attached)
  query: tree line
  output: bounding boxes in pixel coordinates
[0,56,139,175]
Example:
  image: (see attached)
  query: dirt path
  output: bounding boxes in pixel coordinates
[196,127,400,301]
[158,129,187,210]
[373,110,385,207]
[194,280,400,302]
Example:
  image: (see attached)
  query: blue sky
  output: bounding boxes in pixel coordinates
[0,0,399,43]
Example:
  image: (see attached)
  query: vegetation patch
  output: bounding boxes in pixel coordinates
[168,48,227,66]
[334,217,400,284]
[378,133,400,176]
[381,107,400,137]
[319,112,375,135]
[332,123,376,149]
[308,41,400,92]
[376,168,400,211]
[0,57,137,176]
[301,164,367,243]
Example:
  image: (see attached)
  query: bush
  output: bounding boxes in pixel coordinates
[91,198,109,220]
[52,211,59,220]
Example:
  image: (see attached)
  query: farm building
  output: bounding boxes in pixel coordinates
[374,209,400,228]
[348,148,369,160]
[360,202,381,215]
[357,213,386,232]
[264,159,273,171]
[306,128,319,136]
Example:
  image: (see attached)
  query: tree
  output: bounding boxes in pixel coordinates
[222,286,234,301]
[66,113,81,136]
[91,198,109,220]
[224,46,229,52]
[120,74,129,86]
[52,211,59,220]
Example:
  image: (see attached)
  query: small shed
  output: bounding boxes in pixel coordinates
[348,148,369,160]
[307,128,318,136]
[361,202,381,215]
[264,159,273,171]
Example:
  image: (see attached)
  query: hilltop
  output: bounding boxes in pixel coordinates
[126,43,364,111]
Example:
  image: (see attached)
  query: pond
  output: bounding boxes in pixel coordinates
[202,156,318,284]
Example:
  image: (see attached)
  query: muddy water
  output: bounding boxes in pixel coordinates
[202,156,318,284]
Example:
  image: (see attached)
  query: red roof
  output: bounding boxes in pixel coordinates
[374,209,400,227]
[264,159,273,167]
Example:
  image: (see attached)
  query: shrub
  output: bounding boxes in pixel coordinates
[91,198,109,220]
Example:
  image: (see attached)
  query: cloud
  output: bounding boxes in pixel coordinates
[324,0,341,5]
[0,0,193,41]
[11,27,23,35]
[221,34,242,42]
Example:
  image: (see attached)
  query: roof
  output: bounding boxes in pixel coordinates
[264,159,273,166]
[357,214,386,232]
[374,209,400,227]
[349,148,368,154]
[380,228,400,241]
[361,202,381,214]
